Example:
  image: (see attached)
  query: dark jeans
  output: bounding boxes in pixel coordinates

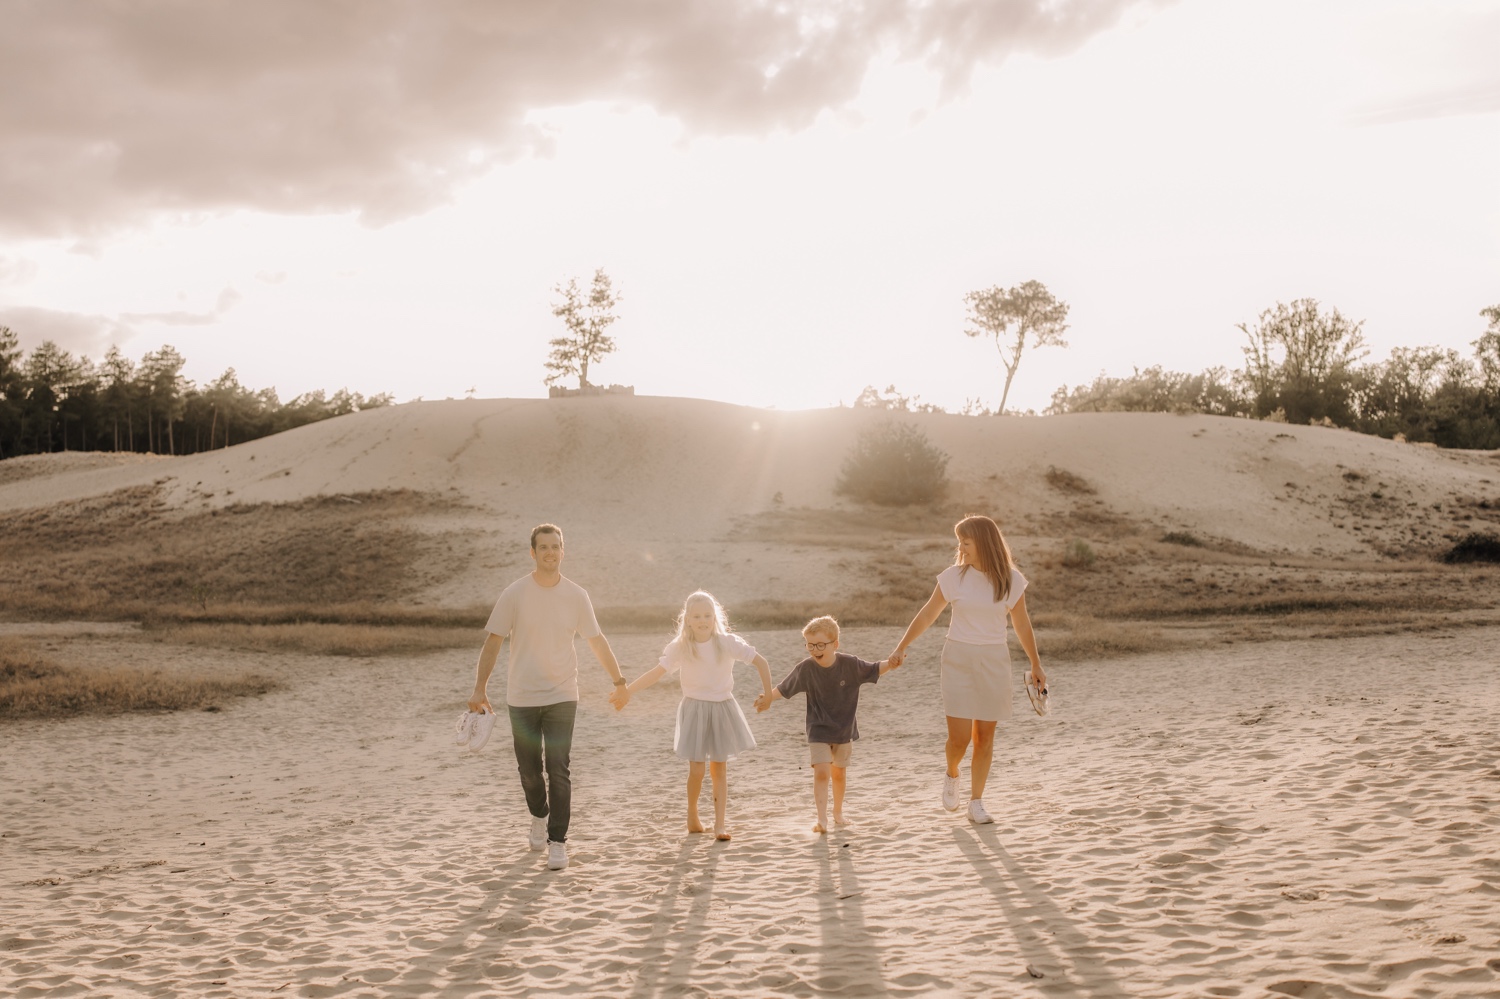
[508,700,577,844]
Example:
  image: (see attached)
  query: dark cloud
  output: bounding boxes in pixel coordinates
[0,0,1154,239]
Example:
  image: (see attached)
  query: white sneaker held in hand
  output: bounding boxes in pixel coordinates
[468,708,497,752]
[453,711,478,747]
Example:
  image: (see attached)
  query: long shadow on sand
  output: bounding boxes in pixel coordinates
[626,837,726,999]
[955,825,1137,999]
[815,837,896,996]
[380,852,561,997]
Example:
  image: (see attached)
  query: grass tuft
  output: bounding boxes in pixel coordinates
[144,623,479,657]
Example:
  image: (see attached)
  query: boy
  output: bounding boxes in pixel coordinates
[755,616,899,833]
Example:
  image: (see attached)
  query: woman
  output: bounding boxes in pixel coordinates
[888,514,1045,824]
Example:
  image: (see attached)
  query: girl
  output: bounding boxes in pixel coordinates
[626,590,774,840]
[887,514,1045,825]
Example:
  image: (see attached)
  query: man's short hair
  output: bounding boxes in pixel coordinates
[530,523,564,549]
[801,615,840,640]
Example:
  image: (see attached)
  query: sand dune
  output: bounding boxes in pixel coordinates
[2,397,1497,609]
[3,623,1498,996]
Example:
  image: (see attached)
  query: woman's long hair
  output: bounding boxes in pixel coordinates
[668,590,729,660]
[954,514,1014,603]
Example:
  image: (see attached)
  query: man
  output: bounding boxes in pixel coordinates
[468,523,630,871]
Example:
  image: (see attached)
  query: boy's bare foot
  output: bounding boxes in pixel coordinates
[812,822,826,834]
[687,818,706,833]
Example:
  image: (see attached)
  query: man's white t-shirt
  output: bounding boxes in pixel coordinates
[937,564,1028,646]
[658,634,759,701]
[485,574,603,707]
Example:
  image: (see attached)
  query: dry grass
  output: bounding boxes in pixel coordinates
[142,623,479,657]
[0,637,278,719]
[0,486,471,621]
[1045,466,1096,495]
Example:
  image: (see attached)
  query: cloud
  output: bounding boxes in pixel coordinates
[1349,82,1500,127]
[0,0,1156,239]
[0,256,38,287]
[0,306,128,357]
[120,287,243,327]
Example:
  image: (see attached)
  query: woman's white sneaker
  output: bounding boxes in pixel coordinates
[941,774,962,811]
[546,841,569,870]
[528,816,548,851]
[967,799,994,824]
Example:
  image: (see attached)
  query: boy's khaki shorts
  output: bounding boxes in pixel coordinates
[809,742,852,767]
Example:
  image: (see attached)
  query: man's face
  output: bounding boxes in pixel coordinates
[531,532,564,573]
[804,631,839,667]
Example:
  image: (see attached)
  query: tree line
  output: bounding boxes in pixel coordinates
[0,328,392,459]
[1045,302,1500,449]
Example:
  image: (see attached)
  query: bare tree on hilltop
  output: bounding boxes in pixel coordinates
[964,279,1070,414]
[545,268,621,390]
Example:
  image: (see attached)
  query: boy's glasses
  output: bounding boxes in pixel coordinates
[805,641,834,652]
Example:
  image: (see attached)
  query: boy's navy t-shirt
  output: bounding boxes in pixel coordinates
[776,653,881,744]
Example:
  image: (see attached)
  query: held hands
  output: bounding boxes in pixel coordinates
[609,681,631,711]
[886,648,906,670]
[754,691,774,713]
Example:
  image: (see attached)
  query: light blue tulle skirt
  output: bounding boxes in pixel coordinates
[674,696,757,763]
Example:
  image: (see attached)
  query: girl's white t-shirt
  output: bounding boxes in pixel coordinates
[937,564,1028,646]
[659,633,759,701]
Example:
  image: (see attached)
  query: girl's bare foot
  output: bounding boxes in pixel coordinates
[687,818,706,833]
[812,822,826,834]
[714,827,732,841]
[834,815,849,829]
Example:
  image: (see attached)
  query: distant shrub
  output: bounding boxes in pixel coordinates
[1161,531,1204,547]
[1045,467,1095,494]
[1061,538,1097,568]
[836,422,949,506]
[1441,532,1500,564]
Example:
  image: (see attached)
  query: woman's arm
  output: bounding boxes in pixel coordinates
[1009,593,1045,685]
[887,584,949,665]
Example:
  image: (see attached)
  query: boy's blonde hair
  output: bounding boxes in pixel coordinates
[801,615,840,640]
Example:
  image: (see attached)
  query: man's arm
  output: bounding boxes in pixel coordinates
[469,632,504,711]
[586,633,632,710]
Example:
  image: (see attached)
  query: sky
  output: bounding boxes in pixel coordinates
[1,0,1497,415]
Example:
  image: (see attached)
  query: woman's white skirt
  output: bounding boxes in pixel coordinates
[940,639,1012,722]
[674,696,757,763]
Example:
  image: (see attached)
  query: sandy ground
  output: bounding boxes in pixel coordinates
[4,624,1498,998]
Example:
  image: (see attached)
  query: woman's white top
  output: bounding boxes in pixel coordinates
[937,564,1028,646]
[658,633,759,701]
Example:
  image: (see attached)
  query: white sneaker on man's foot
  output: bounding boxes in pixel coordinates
[941,773,962,811]
[546,841,569,870]
[453,711,477,747]
[968,799,994,824]
[528,816,548,851]
[468,708,497,752]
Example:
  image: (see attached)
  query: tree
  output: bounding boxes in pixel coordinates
[544,268,621,389]
[1474,305,1500,390]
[0,326,22,456]
[138,345,187,454]
[1239,299,1367,425]
[835,421,950,506]
[963,280,1070,414]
